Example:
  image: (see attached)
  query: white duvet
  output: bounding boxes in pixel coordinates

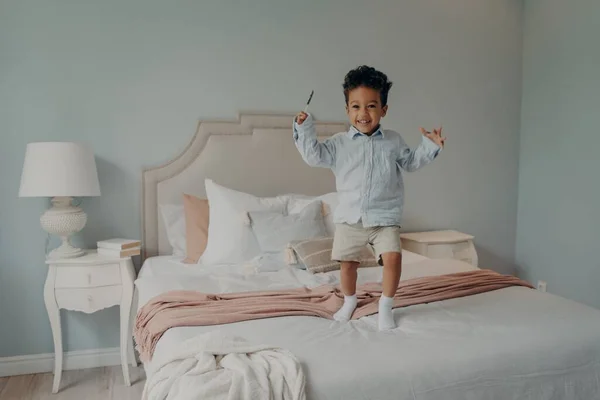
[135,252,600,400]
[143,331,306,400]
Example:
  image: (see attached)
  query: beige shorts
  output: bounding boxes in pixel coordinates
[331,222,402,263]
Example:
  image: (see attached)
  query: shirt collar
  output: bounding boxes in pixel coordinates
[347,124,384,139]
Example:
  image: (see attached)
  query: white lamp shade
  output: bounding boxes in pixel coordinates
[19,142,101,197]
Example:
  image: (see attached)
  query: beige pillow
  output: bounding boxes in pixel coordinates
[287,237,379,274]
[182,194,209,264]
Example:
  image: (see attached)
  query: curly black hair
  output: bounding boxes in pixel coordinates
[343,65,393,106]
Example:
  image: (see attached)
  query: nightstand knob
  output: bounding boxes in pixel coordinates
[87,274,92,285]
[87,295,93,302]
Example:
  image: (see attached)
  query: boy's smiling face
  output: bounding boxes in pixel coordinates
[345,86,388,135]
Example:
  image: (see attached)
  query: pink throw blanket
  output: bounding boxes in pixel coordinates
[134,269,533,362]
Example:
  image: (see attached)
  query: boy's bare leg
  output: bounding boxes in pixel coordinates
[382,252,402,297]
[340,261,359,295]
[379,252,402,330]
[334,261,359,322]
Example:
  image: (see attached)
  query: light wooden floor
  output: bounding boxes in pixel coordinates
[0,366,145,400]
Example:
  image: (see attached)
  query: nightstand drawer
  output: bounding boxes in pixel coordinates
[452,241,476,264]
[401,230,478,267]
[55,286,122,313]
[427,241,470,258]
[426,243,456,259]
[55,264,121,288]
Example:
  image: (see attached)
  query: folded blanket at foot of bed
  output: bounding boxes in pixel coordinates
[134,269,534,362]
[143,331,306,400]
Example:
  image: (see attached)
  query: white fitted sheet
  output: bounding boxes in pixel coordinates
[134,254,600,400]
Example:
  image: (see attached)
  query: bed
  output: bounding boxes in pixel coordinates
[134,113,600,399]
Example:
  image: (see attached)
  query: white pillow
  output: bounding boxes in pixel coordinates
[200,179,288,265]
[286,192,338,236]
[159,204,186,256]
[248,200,327,253]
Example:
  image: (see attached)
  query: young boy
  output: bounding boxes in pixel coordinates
[293,65,445,331]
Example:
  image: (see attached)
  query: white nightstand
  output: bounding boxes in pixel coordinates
[44,250,137,393]
[400,230,478,267]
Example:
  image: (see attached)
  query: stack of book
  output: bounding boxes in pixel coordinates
[97,238,141,258]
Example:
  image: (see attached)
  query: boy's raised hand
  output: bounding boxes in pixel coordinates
[295,111,308,125]
[420,126,446,148]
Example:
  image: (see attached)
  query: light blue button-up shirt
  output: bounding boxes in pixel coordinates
[293,114,441,227]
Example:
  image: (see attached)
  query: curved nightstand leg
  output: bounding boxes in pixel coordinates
[120,259,135,386]
[120,301,132,385]
[128,333,137,367]
[44,267,62,394]
[128,287,138,367]
[120,303,132,386]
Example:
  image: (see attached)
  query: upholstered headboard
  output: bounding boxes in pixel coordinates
[141,112,348,259]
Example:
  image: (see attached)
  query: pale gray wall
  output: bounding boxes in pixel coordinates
[0,0,524,356]
[516,0,600,308]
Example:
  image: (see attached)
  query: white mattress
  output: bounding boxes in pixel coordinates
[134,253,600,400]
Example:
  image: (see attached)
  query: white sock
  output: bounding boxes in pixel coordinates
[378,295,396,331]
[334,294,357,322]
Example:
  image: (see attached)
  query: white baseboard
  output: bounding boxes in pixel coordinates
[0,347,122,377]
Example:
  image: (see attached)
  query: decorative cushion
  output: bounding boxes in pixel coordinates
[182,194,210,264]
[200,179,288,265]
[248,200,327,253]
[159,204,186,256]
[285,192,339,236]
[287,237,379,274]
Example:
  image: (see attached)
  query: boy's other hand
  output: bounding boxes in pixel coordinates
[295,112,308,125]
[420,126,446,148]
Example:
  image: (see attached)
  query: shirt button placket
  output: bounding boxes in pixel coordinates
[363,137,373,225]
[360,139,366,219]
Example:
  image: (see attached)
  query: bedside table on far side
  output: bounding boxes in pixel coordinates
[44,250,137,393]
[400,230,478,267]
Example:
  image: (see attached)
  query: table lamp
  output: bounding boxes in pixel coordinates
[19,142,101,259]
